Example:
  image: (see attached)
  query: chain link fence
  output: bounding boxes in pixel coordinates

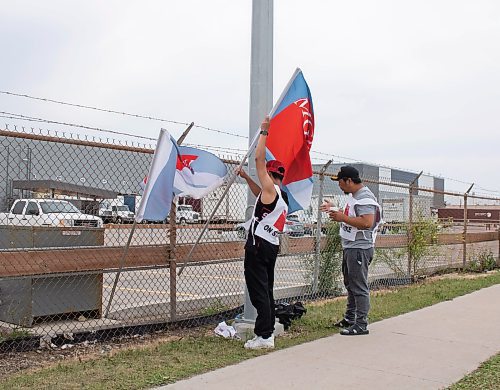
[1,127,499,352]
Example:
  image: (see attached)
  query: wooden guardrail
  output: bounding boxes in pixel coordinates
[0,232,498,277]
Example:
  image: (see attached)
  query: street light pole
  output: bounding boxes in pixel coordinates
[243,0,274,322]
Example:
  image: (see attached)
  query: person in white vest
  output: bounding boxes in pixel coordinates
[320,166,382,336]
[237,117,289,349]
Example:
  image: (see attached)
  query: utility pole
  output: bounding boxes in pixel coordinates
[243,0,274,323]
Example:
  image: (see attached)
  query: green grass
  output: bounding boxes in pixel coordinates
[1,271,499,390]
[448,352,500,390]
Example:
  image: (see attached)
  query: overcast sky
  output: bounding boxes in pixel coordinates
[1,1,499,197]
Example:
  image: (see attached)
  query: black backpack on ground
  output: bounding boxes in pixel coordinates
[275,301,307,330]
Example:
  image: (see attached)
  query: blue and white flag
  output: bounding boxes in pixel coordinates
[135,129,178,222]
[174,146,227,199]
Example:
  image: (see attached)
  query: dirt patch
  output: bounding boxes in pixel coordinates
[428,271,497,281]
[306,289,398,308]
[0,326,205,379]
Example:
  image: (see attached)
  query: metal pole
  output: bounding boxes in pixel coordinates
[168,122,193,320]
[463,184,474,269]
[498,227,500,266]
[313,160,332,293]
[5,146,10,207]
[407,171,423,278]
[177,122,194,145]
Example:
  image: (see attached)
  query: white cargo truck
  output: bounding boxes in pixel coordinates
[176,204,200,224]
[99,197,135,224]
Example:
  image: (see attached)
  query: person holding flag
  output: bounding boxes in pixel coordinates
[238,116,289,350]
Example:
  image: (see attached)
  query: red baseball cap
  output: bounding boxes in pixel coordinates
[266,160,285,175]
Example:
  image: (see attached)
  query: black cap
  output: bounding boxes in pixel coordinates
[332,165,360,181]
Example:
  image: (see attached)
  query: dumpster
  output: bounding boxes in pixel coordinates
[0,226,104,327]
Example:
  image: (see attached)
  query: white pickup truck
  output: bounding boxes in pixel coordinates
[0,199,103,228]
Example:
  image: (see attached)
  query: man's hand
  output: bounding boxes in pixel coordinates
[328,210,347,223]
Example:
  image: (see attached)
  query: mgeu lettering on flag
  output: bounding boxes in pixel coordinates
[266,68,315,213]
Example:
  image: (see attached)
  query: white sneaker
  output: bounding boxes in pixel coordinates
[244,335,275,350]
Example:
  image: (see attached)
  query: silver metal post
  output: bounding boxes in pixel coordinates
[168,122,193,319]
[241,0,274,324]
[463,183,474,268]
[407,171,423,278]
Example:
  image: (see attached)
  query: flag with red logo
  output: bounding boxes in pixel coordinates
[267,68,315,213]
[173,146,227,198]
[141,146,227,199]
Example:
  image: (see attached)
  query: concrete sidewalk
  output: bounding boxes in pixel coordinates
[159,284,500,390]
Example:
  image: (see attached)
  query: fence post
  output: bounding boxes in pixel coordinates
[313,159,332,294]
[463,184,474,269]
[498,227,500,266]
[168,122,194,321]
[169,209,177,321]
[407,171,423,278]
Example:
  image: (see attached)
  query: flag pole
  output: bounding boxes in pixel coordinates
[177,68,302,277]
[105,123,194,318]
[177,131,260,276]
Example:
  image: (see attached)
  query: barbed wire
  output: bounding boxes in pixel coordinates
[0,122,156,150]
[0,117,248,154]
[1,113,498,194]
[0,112,157,141]
[475,187,500,195]
[0,90,248,139]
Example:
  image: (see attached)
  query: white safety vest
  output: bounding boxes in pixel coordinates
[244,185,288,246]
[339,195,382,243]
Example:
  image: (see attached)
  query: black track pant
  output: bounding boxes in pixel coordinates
[244,236,279,338]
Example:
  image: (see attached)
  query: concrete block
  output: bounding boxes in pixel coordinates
[233,319,284,341]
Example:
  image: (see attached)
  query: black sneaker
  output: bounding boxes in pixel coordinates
[340,324,369,336]
[333,318,353,328]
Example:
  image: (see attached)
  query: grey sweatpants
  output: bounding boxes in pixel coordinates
[342,247,374,329]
